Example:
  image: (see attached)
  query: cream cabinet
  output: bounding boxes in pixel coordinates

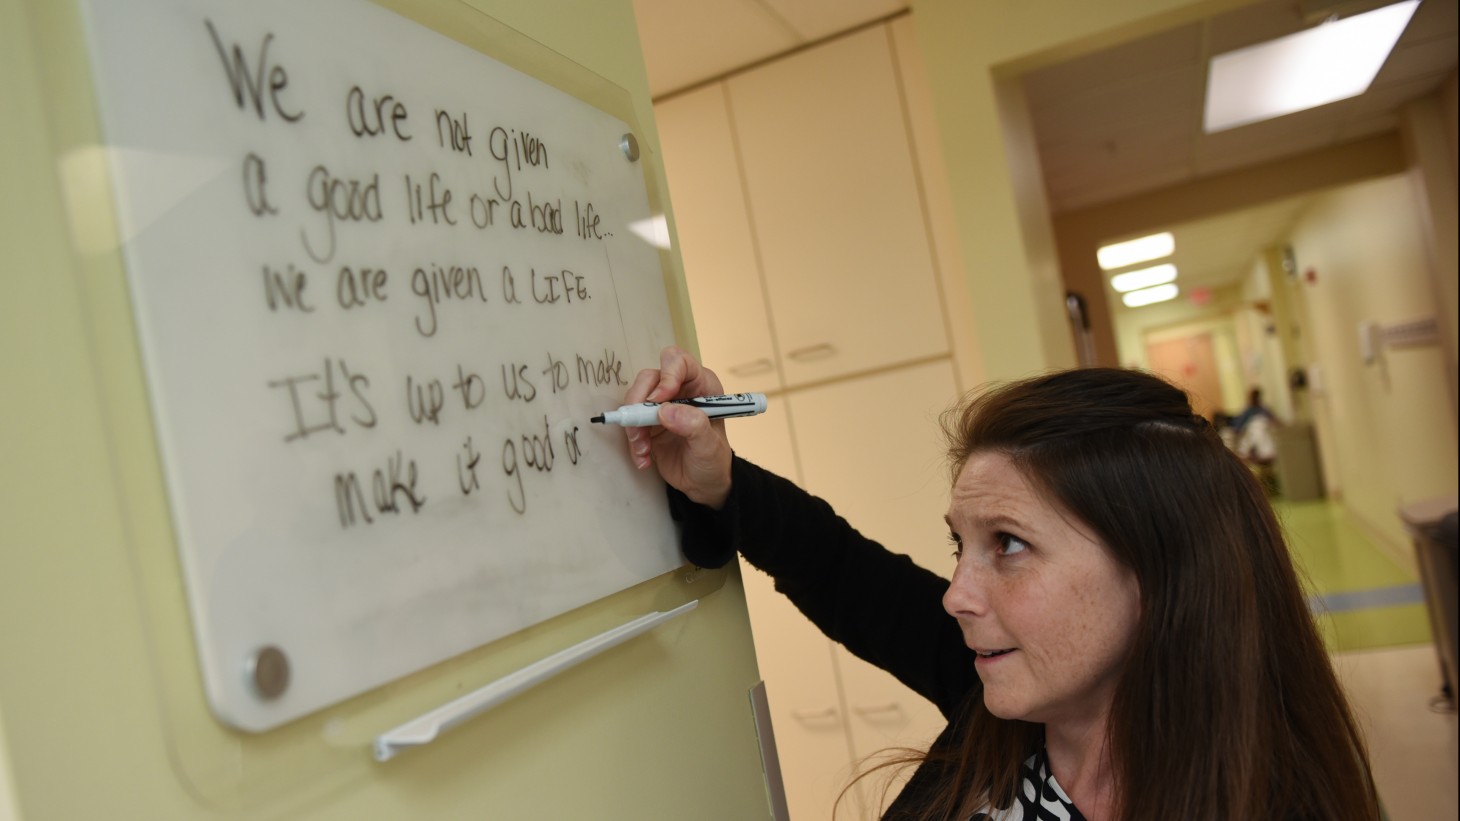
[729,405,859,819]
[728,362,961,818]
[791,363,960,798]
[657,24,950,393]
[655,15,975,819]
[656,85,785,393]
[727,26,948,387]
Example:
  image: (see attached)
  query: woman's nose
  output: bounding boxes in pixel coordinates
[942,556,987,619]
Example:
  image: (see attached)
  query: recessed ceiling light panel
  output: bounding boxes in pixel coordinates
[1097,232,1174,270]
[1122,283,1180,307]
[1204,0,1419,133]
[1110,263,1178,293]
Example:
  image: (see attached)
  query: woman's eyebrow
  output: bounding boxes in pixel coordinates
[974,513,1027,531]
[946,511,1027,532]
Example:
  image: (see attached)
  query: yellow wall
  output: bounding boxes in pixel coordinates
[1399,73,1459,413]
[907,0,1266,381]
[912,0,1454,563]
[1041,57,1453,562]
[1112,285,1248,410]
[0,1,768,819]
[1236,251,1307,424]
[0,706,15,821]
[1288,172,1459,553]
[1054,133,1408,369]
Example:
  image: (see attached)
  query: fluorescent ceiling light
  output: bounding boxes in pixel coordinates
[1122,283,1180,307]
[1110,263,1178,293]
[1205,0,1419,133]
[1097,232,1174,270]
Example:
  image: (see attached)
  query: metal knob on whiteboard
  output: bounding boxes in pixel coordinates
[786,343,837,362]
[245,646,290,700]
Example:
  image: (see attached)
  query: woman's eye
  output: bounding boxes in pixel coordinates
[948,532,963,560]
[996,532,1029,556]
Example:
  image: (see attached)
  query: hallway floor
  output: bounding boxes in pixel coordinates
[1277,499,1458,820]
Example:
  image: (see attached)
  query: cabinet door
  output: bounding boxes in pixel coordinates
[891,15,982,394]
[727,26,947,387]
[741,563,862,820]
[789,361,962,807]
[655,85,783,393]
[791,360,960,573]
[729,406,862,820]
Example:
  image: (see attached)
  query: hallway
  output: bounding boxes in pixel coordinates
[1281,499,1458,820]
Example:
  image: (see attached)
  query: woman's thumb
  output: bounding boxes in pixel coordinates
[658,401,707,439]
[660,403,728,457]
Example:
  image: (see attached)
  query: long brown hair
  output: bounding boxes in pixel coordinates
[868,368,1378,820]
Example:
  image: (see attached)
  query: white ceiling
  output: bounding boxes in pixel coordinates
[633,0,1457,291]
[1023,0,1458,213]
[1105,196,1313,298]
[632,0,906,97]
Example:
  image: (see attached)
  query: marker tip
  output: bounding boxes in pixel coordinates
[590,415,605,424]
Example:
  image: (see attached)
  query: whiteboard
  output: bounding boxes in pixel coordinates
[77,0,682,731]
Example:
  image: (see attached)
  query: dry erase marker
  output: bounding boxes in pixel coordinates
[590,393,767,427]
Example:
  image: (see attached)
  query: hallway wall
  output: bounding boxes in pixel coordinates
[1054,133,1408,368]
[909,0,1261,381]
[0,1,769,818]
[1287,172,1459,555]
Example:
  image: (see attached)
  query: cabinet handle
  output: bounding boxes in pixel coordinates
[728,358,775,377]
[852,702,902,717]
[791,706,840,723]
[786,343,837,362]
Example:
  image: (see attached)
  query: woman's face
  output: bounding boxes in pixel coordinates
[942,451,1141,730]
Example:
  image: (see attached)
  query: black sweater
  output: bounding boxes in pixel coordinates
[670,456,984,818]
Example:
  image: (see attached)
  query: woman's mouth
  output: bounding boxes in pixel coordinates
[974,648,1016,662]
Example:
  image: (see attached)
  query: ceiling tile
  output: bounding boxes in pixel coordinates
[1094,195,1310,290]
[1022,24,1202,107]
[1044,135,1192,191]
[1038,114,1192,177]
[1206,0,1307,55]
[1195,123,1343,176]
[1027,0,1452,214]
[1035,102,1201,151]
[1160,259,1248,289]
[1055,164,1193,212]
[635,0,1453,242]
[1335,112,1402,139]
[1351,70,1452,114]
[1199,99,1351,155]
[1372,35,1459,86]
[1401,0,1459,44]
[634,0,801,96]
[758,0,906,40]
[1029,63,1202,137]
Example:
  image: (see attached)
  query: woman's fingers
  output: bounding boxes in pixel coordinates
[648,346,691,402]
[653,346,725,400]
[691,365,726,398]
[619,347,730,474]
[625,367,661,405]
[656,403,732,508]
[656,401,710,440]
[623,367,662,466]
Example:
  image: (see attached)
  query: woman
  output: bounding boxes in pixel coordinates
[622,347,1377,820]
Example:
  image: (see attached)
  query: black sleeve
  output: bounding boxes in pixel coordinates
[669,455,978,718]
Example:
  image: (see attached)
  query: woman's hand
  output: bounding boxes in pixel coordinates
[623,346,733,509]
